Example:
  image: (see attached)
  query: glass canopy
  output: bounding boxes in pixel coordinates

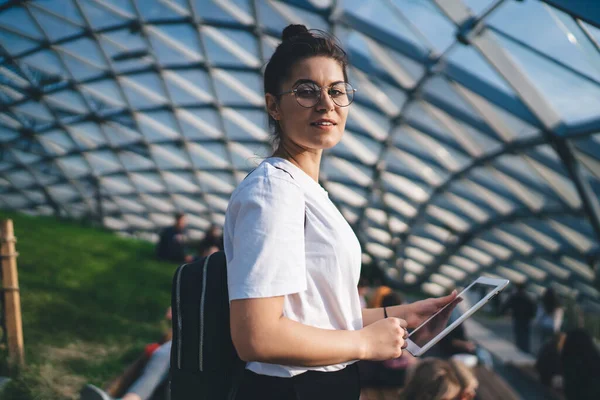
[1,0,599,309]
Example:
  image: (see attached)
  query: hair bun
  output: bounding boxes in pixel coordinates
[282,24,310,41]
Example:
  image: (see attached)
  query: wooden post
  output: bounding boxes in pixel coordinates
[1,219,24,367]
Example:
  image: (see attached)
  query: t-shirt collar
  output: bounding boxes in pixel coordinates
[266,157,328,196]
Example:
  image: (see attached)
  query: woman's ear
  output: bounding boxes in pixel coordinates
[265,93,280,121]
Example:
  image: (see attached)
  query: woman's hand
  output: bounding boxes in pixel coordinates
[402,290,458,328]
[359,317,408,361]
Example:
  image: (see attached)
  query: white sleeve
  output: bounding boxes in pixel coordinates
[225,174,306,301]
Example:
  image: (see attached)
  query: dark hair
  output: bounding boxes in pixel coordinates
[263,24,349,147]
[399,358,464,400]
[382,291,404,308]
[174,212,185,221]
[561,329,600,400]
[541,288,560,315]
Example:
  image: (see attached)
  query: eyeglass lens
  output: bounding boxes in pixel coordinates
[294,82,354,107]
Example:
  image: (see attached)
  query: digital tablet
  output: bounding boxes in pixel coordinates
[405,277,509,357]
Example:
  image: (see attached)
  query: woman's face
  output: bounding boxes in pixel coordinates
[267,56,349,151]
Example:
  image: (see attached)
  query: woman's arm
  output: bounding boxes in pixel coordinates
[361,291,458,329]
[230,296,407,366]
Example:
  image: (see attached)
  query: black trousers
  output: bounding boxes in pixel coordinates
[235,363,360,400]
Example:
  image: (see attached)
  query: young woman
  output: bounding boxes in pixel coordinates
[224,24,457,400]
[398,359,478,400]
[535,288,564,346]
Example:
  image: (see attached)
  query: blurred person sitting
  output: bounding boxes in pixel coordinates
[535,328,600,399]
[196,223,224,258]
[156,212,192,264]
[367,284,392,308]
[535,332,563,390]
[534,288,563,347]
[80,308,173,400]
[398,358,478,400]
[499,282,536,353]
[560,329,600,400]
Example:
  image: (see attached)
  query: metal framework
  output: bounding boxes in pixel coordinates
[1,0,600,307]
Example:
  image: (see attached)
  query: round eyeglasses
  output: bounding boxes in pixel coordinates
[277,82,357,108]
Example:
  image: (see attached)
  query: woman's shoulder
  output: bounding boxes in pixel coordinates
[229,160,303,204]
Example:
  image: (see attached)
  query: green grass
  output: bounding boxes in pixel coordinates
[0,211,176,399]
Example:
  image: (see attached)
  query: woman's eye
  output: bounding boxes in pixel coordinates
[297,89,318,98]
[329,89,344,97]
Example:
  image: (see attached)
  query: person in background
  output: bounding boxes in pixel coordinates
[534,288,564,346]
[155,212,192,263]
[368,285,392,309]
[398,358,478,400]
[499,282,536,353]
[536,328,600,400]
[560,329,600,400]
[196,223,224,258]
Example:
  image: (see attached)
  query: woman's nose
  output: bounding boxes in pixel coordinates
[316,88,335,111]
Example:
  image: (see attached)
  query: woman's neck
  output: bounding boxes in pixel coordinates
[272,141,322,182]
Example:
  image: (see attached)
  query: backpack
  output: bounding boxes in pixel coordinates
[169,251,246,400]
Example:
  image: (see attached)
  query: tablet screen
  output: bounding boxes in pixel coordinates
[408,282,496,348]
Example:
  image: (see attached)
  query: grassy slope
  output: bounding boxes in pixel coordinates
[0,211,176,399]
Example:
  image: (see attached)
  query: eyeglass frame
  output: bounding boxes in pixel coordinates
[276,80,357,108]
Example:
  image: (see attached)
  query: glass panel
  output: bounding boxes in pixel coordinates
[494,32,600,125]
[69,122,107,149]
[193,0,252,24]
[269,1,328,31]
[59,37,108,69]
[343,0,428,51]
[79,0,129,30]
[0,29,40,54]
[80,80,126,107]
[60,50,106,80]
[463,0,495,16]
[136,110,180,142]
[223,109,268,141]
[256,0,289,33]
[188,142,229,169]
[422,76,487,127]
[488,0,600,82]
[445,44,516,97]
[46,90,88,113]
[121,72,168,108]
[203,27,260,67]
[389,0,456,54]
[178,108,223,139]
[164,69,213,105]
[36,0,85,26]
[86,150,122,174]
[118,149,154,171]
[30,7,83,42]
[0,5,44,38]
[138,0,181,20]
[21,50,65,77]
[150,144,191,169]
[149,24,203,64]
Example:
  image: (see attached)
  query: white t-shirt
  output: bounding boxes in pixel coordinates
[224,157,363,377]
